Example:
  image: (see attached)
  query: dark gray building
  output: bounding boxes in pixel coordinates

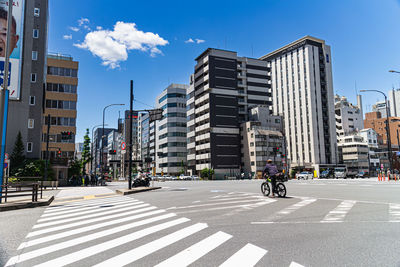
[187,48,271,178]
[6,0,49,159]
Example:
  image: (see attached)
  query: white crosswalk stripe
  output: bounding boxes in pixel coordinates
[389,203,400,222]
[27,206,159,237]
[155,231,232,267]
[93,223,209,267]
[6,195,310,267]
[43,197,133,214]
[35,202,149,226]
[321,200,356,223]
[219,243,267,267]
[273,198,316,219]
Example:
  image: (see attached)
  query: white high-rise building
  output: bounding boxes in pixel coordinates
[155,84,188,175]
[389,88,400,117]
[334,95,364,137]
[260,36,338,172]
[372,101,389,118]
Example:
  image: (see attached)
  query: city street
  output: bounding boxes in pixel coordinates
[1,178,400,266]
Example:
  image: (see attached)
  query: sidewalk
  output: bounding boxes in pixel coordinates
[0,189,58,212]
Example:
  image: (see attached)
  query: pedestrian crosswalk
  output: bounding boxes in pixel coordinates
[6,195,301,267]
[6,193,400,266]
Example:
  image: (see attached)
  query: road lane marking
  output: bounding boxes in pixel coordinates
[272,198,317,219]
[155,231,232,267]
[37,202,147,224]
[92,223,208,267]
[290,262,305,267]
[43,198,137,215]
[389,204,400,222]
[45,196,131,209]
[209,196,264,202]
[32,217,190,267]
[321,200,356,223]
[19,209,165,249]
[167,199,271,210]
[46,196,125,209]
[27,206,159,237]
[173,200,276,214]
[7,213,177,266]
[219,243,267,267]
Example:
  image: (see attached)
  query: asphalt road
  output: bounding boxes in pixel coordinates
[1,178,400,266]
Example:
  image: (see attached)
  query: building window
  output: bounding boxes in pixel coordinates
[34,8,40,17]
[32,51,38,60]
[28,119,34,129]
[31,73,37,83]
[29,96,35,105]
[27,142,33,152]
[33,29,39,38]
[251,161,255,166]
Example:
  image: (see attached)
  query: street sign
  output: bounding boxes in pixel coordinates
[4,163,7,169]
[121,142,126,150]
[4,153,8,160]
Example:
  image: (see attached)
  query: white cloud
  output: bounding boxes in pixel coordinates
[74,21,168,69]
[69,26,79,32]
[63,34,72,40]
[185,38,205,44]
[96,26,103,30]
[78,18,90,26]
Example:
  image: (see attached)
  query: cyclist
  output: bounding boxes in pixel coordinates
[262,159,281,197]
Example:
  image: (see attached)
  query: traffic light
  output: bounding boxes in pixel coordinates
[57,149,61,157]
[61,131,73,140]
[109,149,117,155]
[273,147,279,153]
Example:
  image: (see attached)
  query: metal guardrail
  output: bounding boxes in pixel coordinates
[0,183,40,203]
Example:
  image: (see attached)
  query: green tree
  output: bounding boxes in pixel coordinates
[14,159,54,180]
[200,168,214,179]
[10,131,25,175]
[81,128,91,175]
[179,160,185,175]
[68,158,82,177]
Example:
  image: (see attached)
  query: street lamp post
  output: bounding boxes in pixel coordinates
[91,124,107,174]
[101,104,124,179]
[360,90,393,173]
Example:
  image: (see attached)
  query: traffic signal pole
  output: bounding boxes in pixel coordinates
[44,115,51,182]
[128,80,133,189]
[0,1,13,203]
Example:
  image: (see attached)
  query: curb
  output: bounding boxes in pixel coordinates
[116,187,162,195]
[0,196,54,212]
[52,193,117,203]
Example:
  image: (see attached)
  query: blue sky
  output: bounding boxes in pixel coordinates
[48,0,400,142]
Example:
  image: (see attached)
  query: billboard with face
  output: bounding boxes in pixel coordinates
[0,1,24,100]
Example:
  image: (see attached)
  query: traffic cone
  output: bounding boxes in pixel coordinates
[383,174,386,181]
[379,174,381,181]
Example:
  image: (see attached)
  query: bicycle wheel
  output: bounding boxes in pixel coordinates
[261,182,270,196]
[276,183,286,197]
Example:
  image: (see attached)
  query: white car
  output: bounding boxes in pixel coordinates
[296,171,313,180]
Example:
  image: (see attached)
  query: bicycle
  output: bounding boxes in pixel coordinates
[261,174,287,197]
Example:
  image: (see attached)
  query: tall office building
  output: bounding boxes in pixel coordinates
[389,88,400,117]
[41,54,78,183]
[155,84,188,175]
[6,0,49,158]
[260,36,337,172]
[187,48,271,177]
[334,95,363,137]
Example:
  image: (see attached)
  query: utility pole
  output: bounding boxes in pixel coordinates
[0,1,13,203]
[44,115,51,181]
[128,80,133,189]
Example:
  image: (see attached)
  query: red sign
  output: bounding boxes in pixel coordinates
[121,142,126,150]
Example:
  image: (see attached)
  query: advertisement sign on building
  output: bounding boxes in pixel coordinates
[0,1,24,100]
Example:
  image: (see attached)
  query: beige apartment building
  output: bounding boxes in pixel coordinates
[42,53,78,184]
